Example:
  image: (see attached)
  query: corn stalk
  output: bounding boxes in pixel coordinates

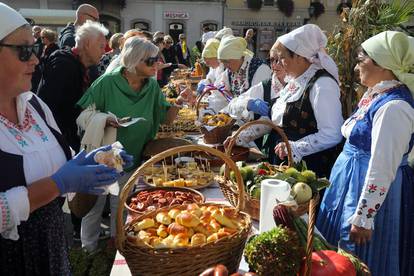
[327,0,414,117]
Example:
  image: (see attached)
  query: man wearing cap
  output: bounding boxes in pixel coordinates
[218,35,271,98]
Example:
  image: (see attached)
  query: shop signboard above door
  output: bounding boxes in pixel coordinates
[164,11,190,20]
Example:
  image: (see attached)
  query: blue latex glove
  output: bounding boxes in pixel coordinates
[196,82,206,95]
[51,151,120,195]
[247,98,269,116]
[119,150,134,169]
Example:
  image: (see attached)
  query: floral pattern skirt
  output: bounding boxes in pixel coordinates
[316,142,414,276]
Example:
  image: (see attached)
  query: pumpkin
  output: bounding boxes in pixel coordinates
[304,250,356,276]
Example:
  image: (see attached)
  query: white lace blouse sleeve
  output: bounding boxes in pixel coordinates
[289,77,344,162]
[348,100,414,229]
[250,64,272,87]
[1,186,30,240]
[224,82,264,121]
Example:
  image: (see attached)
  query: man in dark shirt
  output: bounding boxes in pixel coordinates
[59,4,100,81]
[38,21,108,152]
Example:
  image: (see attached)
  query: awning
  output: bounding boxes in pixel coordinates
[18,8,76,25]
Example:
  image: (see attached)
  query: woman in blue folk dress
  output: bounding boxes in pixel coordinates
[316,31,414,276]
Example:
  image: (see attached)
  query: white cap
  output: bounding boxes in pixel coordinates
[0,3,28,41]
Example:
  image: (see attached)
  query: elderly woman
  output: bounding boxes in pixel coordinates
[0,3,127,275]
[218,35,272,98]
[223,49,287,130]
[76,37,182,252]
[40,28,59,61]
[317,31,414,276]
[231,24,343,177]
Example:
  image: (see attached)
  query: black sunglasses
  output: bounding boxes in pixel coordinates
[143,56,158,67]
[0,43,40,62]
[269,57,279,64]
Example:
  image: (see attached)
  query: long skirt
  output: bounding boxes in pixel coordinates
[316,142,414,276]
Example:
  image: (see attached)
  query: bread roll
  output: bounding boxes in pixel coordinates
[209,219,221,232]
[156,212,172,225]
[137,230,151,243]
[193,224,214,237]
[149,237,163,248]
[168,208,181,219]
[211,210,238,229]
[187,203,202,217]
[191,233,207,247]
[200,210,212,224]
[176,212,200,228]
[218,227,238,235]
[167,222,188,236]
[133,218,155,231]
[206,233,218,243]
[157,224,168,238]
[173,233,189,247]
[161,235,175,248]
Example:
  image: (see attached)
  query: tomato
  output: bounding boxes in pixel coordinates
[302,250,356,276]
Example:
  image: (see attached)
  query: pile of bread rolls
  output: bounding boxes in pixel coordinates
[127,204,245,249]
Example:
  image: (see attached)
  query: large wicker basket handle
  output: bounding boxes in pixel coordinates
[195,89,213,118]
[116,145,245,251]
[225,119,293,168]
[304,195,319,276]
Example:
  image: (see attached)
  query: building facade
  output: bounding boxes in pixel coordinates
[3,0,123,34]
[121,0,223,45]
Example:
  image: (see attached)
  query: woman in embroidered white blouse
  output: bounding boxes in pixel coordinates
[317,31,414,276]
[0,3,129,275]
[232,24,344,177]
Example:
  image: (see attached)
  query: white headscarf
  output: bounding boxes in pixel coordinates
[278,24,339,82]
[215,27,233,41]
[0,3,28,40]
[202,31,216,44]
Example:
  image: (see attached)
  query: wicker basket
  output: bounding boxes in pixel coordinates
[116,145,252,276]
[301,195,371,276]
[219,119,294,220]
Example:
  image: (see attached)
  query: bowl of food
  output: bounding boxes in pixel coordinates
[125,187,205,218]
[200,113,235,144]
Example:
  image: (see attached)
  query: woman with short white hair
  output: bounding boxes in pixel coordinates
[76,36,183,252]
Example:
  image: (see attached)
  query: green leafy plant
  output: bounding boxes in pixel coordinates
[327,0,414,117]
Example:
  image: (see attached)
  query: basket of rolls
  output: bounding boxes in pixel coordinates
[116,145,251,276]
[218,120,294,220]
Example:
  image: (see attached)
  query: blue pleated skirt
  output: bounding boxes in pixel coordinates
[316,142,414,276]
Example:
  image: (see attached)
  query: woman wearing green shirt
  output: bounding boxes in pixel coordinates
[76,37,181,252]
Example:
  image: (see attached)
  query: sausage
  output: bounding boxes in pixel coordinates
[199,267,215,276]
[214,264,228,276]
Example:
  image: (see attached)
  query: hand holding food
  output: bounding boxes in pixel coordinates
[94,142,133,172]
[51,150,120,195]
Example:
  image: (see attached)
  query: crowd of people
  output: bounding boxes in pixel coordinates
[0,2,413,276]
